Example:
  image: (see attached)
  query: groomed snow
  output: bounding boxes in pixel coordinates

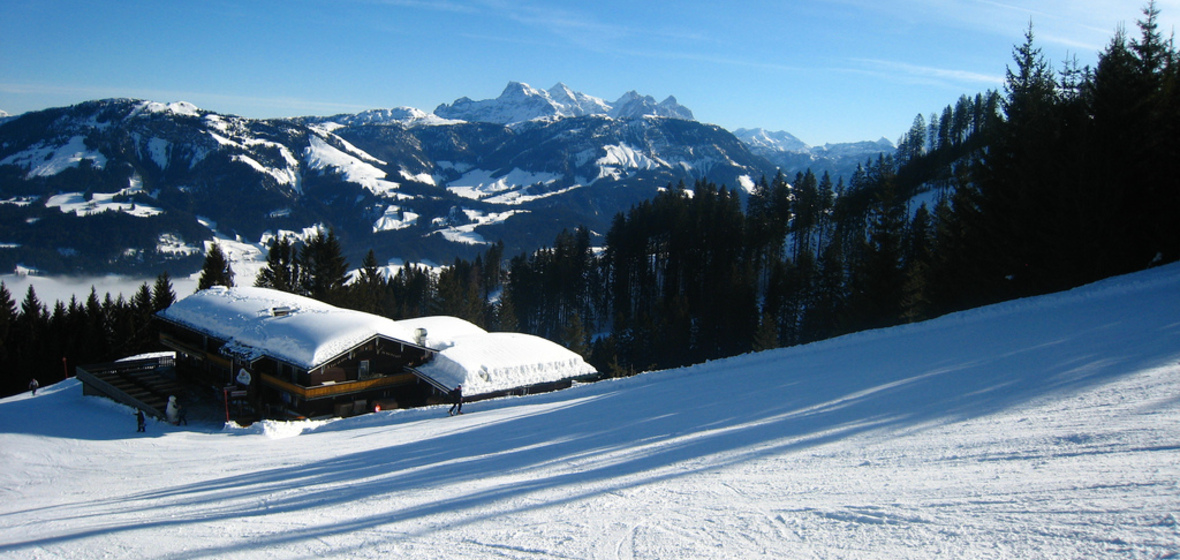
[2,264,1179,559]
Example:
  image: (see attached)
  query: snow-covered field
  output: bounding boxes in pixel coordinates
[2,264,1179,559]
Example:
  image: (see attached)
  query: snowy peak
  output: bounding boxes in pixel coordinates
[434,82,694,125]
[546,82,612,117]
[814,137,896,157]
[609,91,694,121]
[733,128,810,152]
[311,107,461,128]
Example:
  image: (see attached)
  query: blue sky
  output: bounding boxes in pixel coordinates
[1,0,1173,145]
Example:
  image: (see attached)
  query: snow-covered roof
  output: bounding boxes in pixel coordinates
[415,332,597,395]
[159,287,597,394]
[394,315,597,394]
[157,286,423,371]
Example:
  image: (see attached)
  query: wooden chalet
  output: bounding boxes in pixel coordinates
[156,287,449,419]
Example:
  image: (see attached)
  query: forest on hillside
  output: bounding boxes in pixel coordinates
[2,4,1177,396]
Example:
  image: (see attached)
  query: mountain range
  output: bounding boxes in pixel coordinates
[0,83,892,277]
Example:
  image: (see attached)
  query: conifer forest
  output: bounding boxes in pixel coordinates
[2,5,1178,396]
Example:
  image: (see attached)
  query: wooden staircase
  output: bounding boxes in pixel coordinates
[75,356,188,420]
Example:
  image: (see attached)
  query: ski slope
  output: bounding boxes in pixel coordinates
[1,264,1179,559]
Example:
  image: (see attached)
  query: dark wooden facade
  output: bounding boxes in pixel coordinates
[156,319,441,420]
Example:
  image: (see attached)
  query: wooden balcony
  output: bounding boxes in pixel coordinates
[259,372,417,401]
[159,332,232,369]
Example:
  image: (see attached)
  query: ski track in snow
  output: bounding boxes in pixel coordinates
[1,264,1179,558]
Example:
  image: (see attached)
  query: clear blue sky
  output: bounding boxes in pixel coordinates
[1,0,1173,145]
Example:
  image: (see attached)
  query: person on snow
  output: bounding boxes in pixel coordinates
[28,378,38,395]
[166,395,180,425]
[448,384,463,416]
[136,409,146,432]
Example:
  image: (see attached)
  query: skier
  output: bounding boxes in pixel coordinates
[136,409,146,432]
[28,378,39,396]
[448,384,463,416]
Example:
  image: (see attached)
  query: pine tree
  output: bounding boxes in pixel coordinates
[255,236,301,293]
[352,249,386,315]
[151,272,176,311]
[0,282,14,362]
[299,229,349,303]
[495,287,519,332]
[560,312,589,358]
[197,241,235,290]
[752,311,780,352]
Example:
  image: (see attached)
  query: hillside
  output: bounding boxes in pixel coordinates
[0,85,897,277]
[1,263,1178,558]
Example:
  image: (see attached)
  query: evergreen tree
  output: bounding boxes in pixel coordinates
[752,311,780,352]
[900,204,935,322]
[197,241,235,290]
[0,282,14,364]
[351,249,387,315]
[560,312,589,358]
[151,272,176,311]
[255,236,301,293]
[495,286,519,332]
[299,229,349,303]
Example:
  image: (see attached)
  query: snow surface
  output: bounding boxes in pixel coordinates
[141,101,201,118]
[372,205,419,232]
[304,135,399,197]
[3,264,1180,559]
[0,135,108,178]
[45,190,163,218]
[446,168,563,201]
[595,143,666,182]
[430,209,527,246]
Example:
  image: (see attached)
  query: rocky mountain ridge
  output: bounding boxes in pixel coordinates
[0,84,893,276]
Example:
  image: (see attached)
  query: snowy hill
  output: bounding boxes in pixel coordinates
[0,92,771,276]
[2,262,1179,558]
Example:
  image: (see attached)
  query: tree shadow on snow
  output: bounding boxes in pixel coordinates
[3,265,1179,557]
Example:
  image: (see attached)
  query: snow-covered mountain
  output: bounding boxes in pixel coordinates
[733,127,810,152]
[305,107,462,128]
[2,261,1177,558]
[433,82,693,125]
[734,127,895,179]
[0,91,776,276]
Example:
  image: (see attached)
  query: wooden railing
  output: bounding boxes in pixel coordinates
[258,372,417,401]
[75,356,178,419]
[159,333,232,369]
